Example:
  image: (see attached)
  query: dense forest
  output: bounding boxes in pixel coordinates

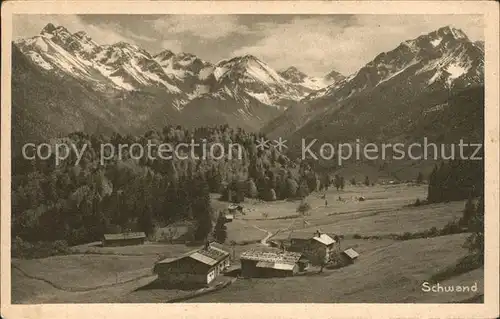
[426,154,485,262]
[11,125,326,246]
[427,157,484,203]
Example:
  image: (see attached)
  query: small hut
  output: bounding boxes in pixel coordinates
[153,242,230,285]
[341,248,360,264]
[224,214,234,223]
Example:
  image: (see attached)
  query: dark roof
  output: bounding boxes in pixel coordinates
[240,248,302,264]
[103,232,146,241]
[289,230,336,245]
[289,230,320,240]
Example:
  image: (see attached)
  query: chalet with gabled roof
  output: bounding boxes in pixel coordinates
[153,242,230,285]
[288,230,340,265]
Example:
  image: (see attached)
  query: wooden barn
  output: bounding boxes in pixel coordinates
[288,230,339,265]
[240,248,308,278]
[102,232,146,247]
[153,242,230,286]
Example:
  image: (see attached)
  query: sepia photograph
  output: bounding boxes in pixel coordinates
[1,1,499,319]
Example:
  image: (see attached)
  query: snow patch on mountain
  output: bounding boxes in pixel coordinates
[446,63,468,80]
[110,76,135,91]
[247,60,286,85]
[430,37,443,47]
[428,70,442,85]
[26,51,53,70]
[198,66,214,80]
[376,59,419,87]
[213,65,229,80]
[247,91,272,105]
[33,36,49,51]
[278,66,345,92]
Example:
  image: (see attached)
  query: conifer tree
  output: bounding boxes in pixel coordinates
[192,177,213,241]
[297,180,310,199]
[246,178,258,198]
[416,172,424,184]
[213,212,227,243]
[465,195,484,260]
[460,194,476,228]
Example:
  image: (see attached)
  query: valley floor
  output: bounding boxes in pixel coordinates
[11,184,483,303]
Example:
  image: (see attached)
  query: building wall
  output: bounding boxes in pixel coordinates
[259,268,294,278]
[298,261,309,272]
[155,256,230,285]
[207,269,216,284]
[301,241,325,265]
[290,239,341,265]
[157,272,208,284]
[241,259,298,278]
[241,259,258,278]
[340,253,355,265]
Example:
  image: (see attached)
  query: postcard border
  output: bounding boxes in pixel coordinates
[1,1,499,318]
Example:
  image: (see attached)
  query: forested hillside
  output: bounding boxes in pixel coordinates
[12,125,326,247]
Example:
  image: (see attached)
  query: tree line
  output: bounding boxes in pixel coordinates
[427,157,483,203]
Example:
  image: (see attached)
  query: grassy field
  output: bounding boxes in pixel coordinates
[70,242,197,257]
[186,234,480,303]
[11,245,196,303]
[228,184,464,241]
[11,183,483,303]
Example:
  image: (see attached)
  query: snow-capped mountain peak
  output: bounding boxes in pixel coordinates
[263,25,484,141]
[14,22,350,122]
[214,55,288,86]
[40,23,70,37]
[15,23,186,94]
[305,25,483,103]
[436,25,469,40]
[209,55,306,107]
[278,66,345,91]
[279,66,309,83]
[324,70,345,83]
[154,49,175,62]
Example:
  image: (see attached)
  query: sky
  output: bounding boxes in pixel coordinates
[13,14,484,77]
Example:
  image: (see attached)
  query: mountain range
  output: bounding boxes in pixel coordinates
[262,26,483,140]
[12,23,341,145]
[12,24,484,170]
